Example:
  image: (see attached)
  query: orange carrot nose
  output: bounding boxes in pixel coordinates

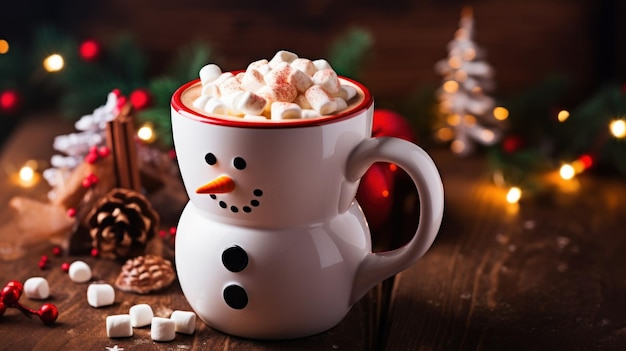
[196,175,235,194]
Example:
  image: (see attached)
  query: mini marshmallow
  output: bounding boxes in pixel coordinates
[170,310,196,335]
[236,91,267,115]
[337,84,358,101]
[192,95,211,110]
[201,82,220,97]
[221,91,246,115]
[294,94,312,109]
[106,314,133,338]
[129,303,153,328]
[264,62,293,87]
[305,85,337,115]
[313,59,332,71]
[199,64,222,85]
[333,97,348,112]
[213,72,235,86]
[301,109,321,119]
[290,58,317,76]
[289,68,313,93]
[68,260,92,283]
[247,58,269,70]
[87,283,115,308]
[217,76,242,96]
[240,68,266,92]
[151,317,176,342]
[24,277,50,300]
[268,50,298,68]
[271,102,302,120]
[203,97,227,115]
[312,69,340,95]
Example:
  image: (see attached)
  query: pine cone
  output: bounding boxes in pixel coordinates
[115,255,175,294]
[87,188,159,260]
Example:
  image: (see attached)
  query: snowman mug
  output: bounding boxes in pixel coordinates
[171,76,444,339]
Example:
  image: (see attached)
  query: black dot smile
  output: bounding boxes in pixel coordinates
[203,153,263,214]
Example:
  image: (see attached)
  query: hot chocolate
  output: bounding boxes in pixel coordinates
[179,50,364,123]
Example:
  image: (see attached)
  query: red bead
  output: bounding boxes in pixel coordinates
[90,248,99,257]
[84,152,98,164]
[81,178,93,188]
[61,262,70,272]
[1,286,20,305]
[5,281,23,297]
[38,303,59,324]
[67,208,77,217]
[98,146,110,157]
[52,246,62,256]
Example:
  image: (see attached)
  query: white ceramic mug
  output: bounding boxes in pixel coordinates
[171,76,444,339]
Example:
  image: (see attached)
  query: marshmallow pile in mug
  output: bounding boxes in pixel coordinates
[192,50,359,121]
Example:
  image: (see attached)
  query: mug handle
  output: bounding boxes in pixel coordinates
[347,137,444,304]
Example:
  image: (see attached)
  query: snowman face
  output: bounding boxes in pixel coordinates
[196,152,264,215]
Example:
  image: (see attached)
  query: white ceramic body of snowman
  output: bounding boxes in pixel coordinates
[172,69,444,339]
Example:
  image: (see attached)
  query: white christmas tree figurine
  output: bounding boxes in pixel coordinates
[434,7,504,156]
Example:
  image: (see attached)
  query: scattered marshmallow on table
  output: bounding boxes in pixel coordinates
[151,317,176,342]
[87,283,115,308]
[129,303,154,328]
[106,314,133,338]
[170,310,197,335]
[23,277,50,300]
[68,260,92,283]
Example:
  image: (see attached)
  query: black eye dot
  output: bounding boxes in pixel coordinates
[233,157,247,170]
[205,153,217,165]
[253,189,263,197]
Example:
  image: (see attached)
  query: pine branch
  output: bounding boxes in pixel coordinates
[327,27,373,79]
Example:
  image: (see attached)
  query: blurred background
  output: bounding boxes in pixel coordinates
[0,0,624,147]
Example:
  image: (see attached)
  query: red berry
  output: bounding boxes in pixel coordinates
[52,246,62,256]
[61,262,70,272]
[38,260,47,270]
[90,248,99,257]
[98,146,110,157]
[38,303,59,324]
[40,255,49,262]
[67,208,77,217]
[6,280,23,295]
[169,226,177,236]
[81,177,93,188]
[1,286,20,305]
[84,152,98,164]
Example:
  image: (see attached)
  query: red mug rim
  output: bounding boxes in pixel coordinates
[171,74,373,128]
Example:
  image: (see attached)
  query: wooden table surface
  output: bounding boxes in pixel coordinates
[1,113,625,350]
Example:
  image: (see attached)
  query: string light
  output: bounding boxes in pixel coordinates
[609,119,626,138]
[137,123,155,143]
[17,160,39,187]
[43,54,64,72]
[506,187,522,204]
[0,39,9,54]
[557,110,570,123]
[442,80,459,94]
[559,163,575,180]
[493,107,509,121]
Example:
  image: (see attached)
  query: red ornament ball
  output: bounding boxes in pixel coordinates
[130,89,152,110]
[0,89,20,114]
[38,303,59,324]
[79,39,100,61]
[1,285,21,305]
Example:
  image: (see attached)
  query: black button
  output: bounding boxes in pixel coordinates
[223,284,248,309]
[222,245,248,272]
